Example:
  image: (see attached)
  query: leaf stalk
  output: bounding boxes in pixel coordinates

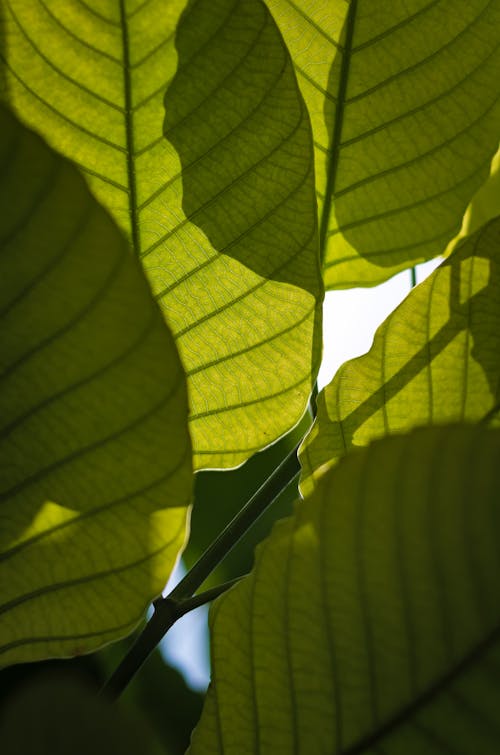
[101,443,301,699]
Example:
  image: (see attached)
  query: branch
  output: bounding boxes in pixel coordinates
[101,598,179,701]
[168,443,300,602]
[101,442,301,699]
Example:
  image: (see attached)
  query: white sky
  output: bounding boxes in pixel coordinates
[161,257,443,691]
[318,258,442,390]
[159,559,210,691]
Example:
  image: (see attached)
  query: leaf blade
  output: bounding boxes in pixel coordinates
[0,105,192,666]
[300,215,500,492]
[265,0,500,287]
[189,426,500,754]
[0,0,322,468]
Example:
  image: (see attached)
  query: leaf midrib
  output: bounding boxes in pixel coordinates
[317,0,357,262]
[119,0,140,255]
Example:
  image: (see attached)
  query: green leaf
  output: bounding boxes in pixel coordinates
[300,216,500,493]
[265,0,500,288]
[190,425,500,754]
[0,0,322,469]
[0,105,192,666]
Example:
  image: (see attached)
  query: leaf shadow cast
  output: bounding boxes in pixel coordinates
[321,6,496,274]
[161,0,322,299]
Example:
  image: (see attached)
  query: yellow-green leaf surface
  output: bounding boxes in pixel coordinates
[265,0,500,288]
[190,426,500,754]
[0,0,322,469]
[300,216,500,493]
[0,106,192,666]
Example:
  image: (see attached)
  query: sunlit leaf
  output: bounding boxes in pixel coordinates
[0,106,192,666]
[0,0,322,469]
[300,216,500,493]
[265,0,500,287]
[190,426,500,754]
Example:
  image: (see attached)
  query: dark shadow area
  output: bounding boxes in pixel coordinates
[162,0,321,298]
[0,636,203,755]
[310,217,500,467]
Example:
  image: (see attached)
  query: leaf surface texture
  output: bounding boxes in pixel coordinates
[301,216,500,492]
[0,0,322,468]
[265,0,500,287]
[190,426,500,754]
[0,106,192,666]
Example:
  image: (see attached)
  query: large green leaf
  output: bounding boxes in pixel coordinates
[265,0,500,288]
[0,105,192,666]
[300,216,500,493]
[190,425,500,754]
[0,0,322,469]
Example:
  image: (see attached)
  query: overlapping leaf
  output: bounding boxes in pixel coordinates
[265,0,500,287]
[300,216,500,493]
[190,426,500,754]
[0,0,322,469]
[0,106,192,666]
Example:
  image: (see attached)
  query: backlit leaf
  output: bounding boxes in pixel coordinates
[190,426,500,754]
[300,216,500,493]
[0,106,192,666]
[0,0,322,468]
[265,0,500,287]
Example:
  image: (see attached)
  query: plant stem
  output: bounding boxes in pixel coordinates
[410,267,417,288]
[168,443,300,601]
[101,598,178,701]
[101,442,301,699]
